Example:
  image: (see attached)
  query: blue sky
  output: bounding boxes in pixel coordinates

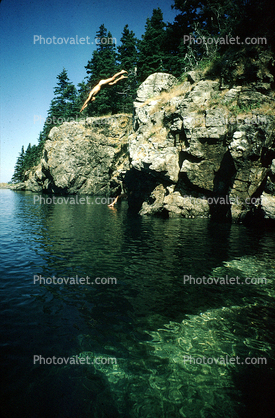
[0,0,178,183]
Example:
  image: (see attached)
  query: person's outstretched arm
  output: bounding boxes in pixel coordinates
[80,85,100,112]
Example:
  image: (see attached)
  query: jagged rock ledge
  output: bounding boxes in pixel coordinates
[11,72,275,224]
[124,72,275,224]
[12,114,132,196]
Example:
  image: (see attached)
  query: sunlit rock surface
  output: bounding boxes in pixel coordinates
[125,72,275,223]
[11,71,275,223]
[12,114,132,196]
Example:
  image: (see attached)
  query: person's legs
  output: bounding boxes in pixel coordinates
[108,75,127,86]
[99,70,128,87]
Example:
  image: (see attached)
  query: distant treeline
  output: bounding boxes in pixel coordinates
[12,0,274,182]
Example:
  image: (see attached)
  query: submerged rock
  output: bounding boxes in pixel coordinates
[72,255,275,417]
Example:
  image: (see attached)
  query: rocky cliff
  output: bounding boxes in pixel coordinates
[13,114,132,196]
[12,71,275,223]
[125,72,275,223]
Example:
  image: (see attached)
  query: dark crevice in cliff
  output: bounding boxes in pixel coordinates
[179,151,204,166]
[198,137,223,145]
[124,168,157,213]
[174,173,210,197]
[213,151,237,194]
[124,168,172,213]
[261,147,275,168]
[248,154,261,162]
[210,151,238,221]
[241,206,266,227]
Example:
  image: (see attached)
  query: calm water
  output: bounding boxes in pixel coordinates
[0,189,275,418]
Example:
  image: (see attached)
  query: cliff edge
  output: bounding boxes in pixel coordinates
[11,71,275,223]
[125,72,275,223]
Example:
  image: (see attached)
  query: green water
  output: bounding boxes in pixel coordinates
[0,189,274,417]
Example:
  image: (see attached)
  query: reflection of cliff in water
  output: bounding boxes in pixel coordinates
[20,194,275,330]
[3,189,275,417]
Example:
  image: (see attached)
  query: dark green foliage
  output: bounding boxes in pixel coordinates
[85,24,117,84]
[171,0,275,80]
[46,68,79,130]
[12,2,275,181]
[12,143,40,182]
[75,81,88,115]
[117,25,139,113]
[117,25,138,72]
[84,24,119,115]
[137,8,166,82]
[23,144,38,172]
[12,146,25,183]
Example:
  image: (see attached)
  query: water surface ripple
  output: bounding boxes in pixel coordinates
[0,190,274,418]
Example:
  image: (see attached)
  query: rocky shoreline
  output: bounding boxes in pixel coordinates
[11,71,275,223]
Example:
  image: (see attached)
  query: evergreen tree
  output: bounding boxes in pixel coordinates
[117,25,139,113]
[163,18,186,76]
[35,130,47,162]
[117,25,138,72]
[170,0,275,78]
[75,81,88,117]
[137,8,166,82]
[47,68,78,129]
[84,24,119,115]
[23,143,39,172]
[165,0,222,74]
[11,146,25,182]
[12,143,41,183]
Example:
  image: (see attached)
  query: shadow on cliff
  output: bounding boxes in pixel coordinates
[210,150,237,222]
[124,167,170,217]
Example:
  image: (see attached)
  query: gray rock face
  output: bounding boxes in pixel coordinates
[12,71,275,224]
[125,72,275,222]
[261,192,275,219]
[14,115,132,195]
[134,73,178,104]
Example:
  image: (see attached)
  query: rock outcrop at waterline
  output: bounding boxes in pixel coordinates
[12,114,132,196]
[11,71,275,223]
[125,72,275,222]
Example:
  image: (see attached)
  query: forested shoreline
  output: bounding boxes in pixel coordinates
[12,0,275,183]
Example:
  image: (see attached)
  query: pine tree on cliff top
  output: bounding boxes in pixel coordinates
[137,8,166,82]
[117,25,138,72]
[23,143,39,172]
[84,24,119,116]
[117,24,138,113]
[170,0,275,80]
[47,68,78,128]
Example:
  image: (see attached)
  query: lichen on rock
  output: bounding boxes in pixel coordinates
[126,72,275,224]
[11,71,275,224]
